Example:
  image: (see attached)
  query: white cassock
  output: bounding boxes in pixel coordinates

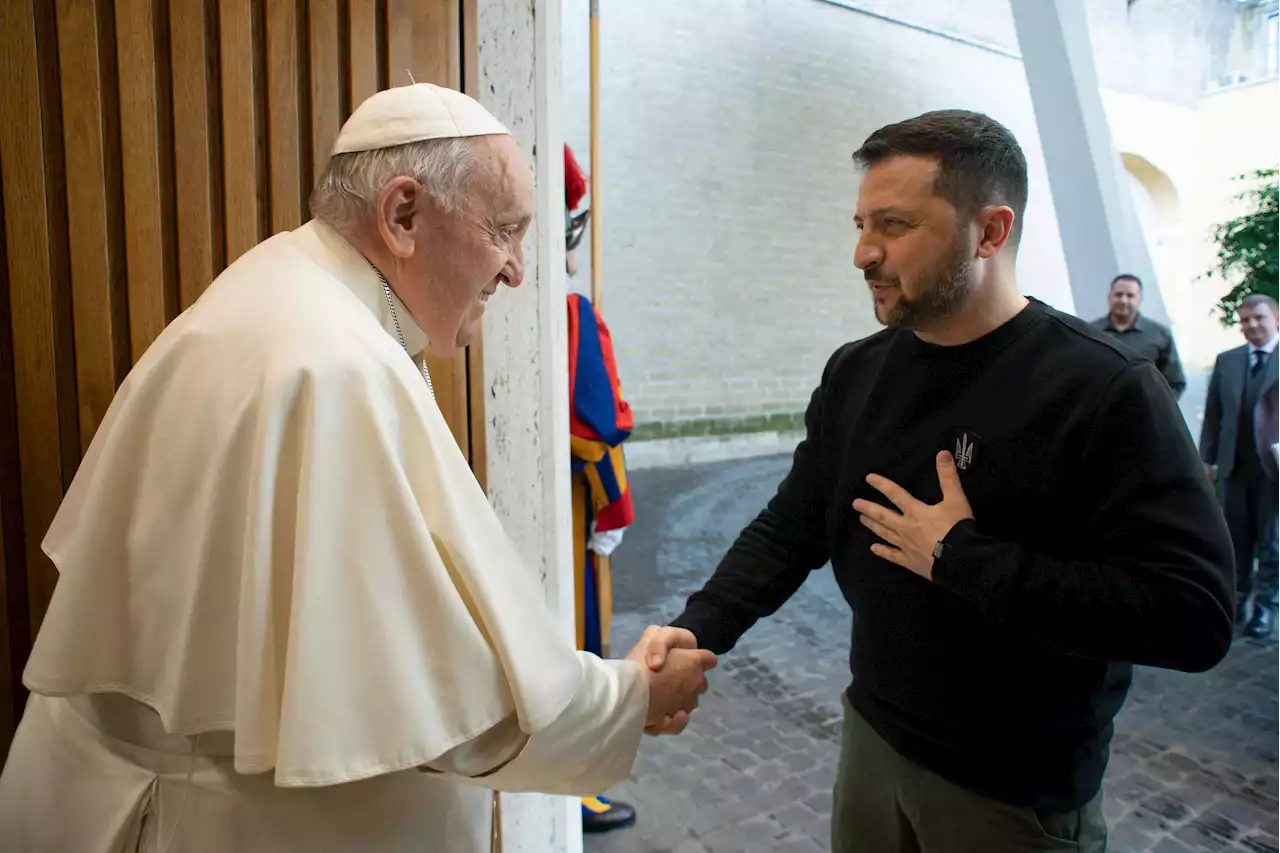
[0,218,648,852]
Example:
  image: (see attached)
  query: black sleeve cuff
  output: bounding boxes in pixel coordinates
[930,518,992,605]
[669,603,738,656]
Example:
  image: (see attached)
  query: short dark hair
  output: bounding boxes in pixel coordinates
[853,110,1029,243]
[1241,293,1279,315]
[1111,274,1143,290]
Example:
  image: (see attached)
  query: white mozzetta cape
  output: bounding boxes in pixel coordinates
[21,220,601,787]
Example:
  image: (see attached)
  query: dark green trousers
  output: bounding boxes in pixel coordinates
[832,698,1108,853]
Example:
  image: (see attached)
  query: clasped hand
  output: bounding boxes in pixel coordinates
[624,626,717,736]
[851,450,973,580]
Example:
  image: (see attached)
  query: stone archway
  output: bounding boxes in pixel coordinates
[1122,153,1181,224]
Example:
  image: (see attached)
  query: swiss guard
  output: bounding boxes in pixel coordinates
[565,143,639,835]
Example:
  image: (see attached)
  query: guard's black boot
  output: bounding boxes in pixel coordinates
[581,797,637,834]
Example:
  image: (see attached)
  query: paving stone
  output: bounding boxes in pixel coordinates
[1249,772,1280,796]
[670,841,706,853]
[765,777,818,808]
[1164,752,1210,775]
[769,803,827,843]
[1114,773,1171,806]
[773,836,826,853]
[750,762,788,786]
[1244,829,1280,850]
[1122,806,1182,839]
[1107,798,1133,823]
[1211,799,1277,833]
[704,796,763,832]
[1174,813,1242,852]
[684,828,745,853]
[1144,792,1194,823]
[804,790,834,816]
[1126,739,1170,760]
[1239,786,1280,813]
[1111,752,1144,778]
[1165,783,1230,813]
[719,750,759,774]
[1155,839,1200,853]
[1110,822,1161,852]
[1239,833,1280,853]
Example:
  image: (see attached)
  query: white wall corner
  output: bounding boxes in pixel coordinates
[1011,0,1165,324]
[476,0,580,850]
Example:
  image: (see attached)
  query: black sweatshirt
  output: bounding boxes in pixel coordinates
[671,298,1234,813]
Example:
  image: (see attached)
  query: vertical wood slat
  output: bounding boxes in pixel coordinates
[463,0,486,484]
[309,0,341,178]
[0,161,29,762]
[221,0,264,264]
[386,0,458,89]
[460,0,486,489]
[57,0,130,452]
[388,0,469,454]
[425,348,470,456]
[117,0,177,361]
[348,0,379,110]
[465,336,485,488]
[0,0,76,641]
[101,0,132,388]
[34,0,82,502]
[420,0,460,89]
[266,0,303,233]
[0,188,12,754]
[386,0,413,86]
[295,0,313,208]
[171,0,220,308]
[0,460,13,764]
[460,0,477,95]
[251,0,272,241]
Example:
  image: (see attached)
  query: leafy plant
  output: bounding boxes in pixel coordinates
[1205,168,1278,326]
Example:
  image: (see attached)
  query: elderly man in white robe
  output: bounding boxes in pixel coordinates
[0,84,716,853]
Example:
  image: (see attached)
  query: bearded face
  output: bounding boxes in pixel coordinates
[874,225,974,329]
[854,155,981,332]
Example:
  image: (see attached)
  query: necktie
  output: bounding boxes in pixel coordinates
[1252,349,1267,376]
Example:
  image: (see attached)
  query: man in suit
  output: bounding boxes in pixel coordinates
[1201,293,1280,640]
[1091,274,1186,399]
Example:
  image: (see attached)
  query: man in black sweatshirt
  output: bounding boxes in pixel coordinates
[637,111,1234,852]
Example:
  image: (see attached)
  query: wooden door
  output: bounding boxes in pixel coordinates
[0,0,481,760]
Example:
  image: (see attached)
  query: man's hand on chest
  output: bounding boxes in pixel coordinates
[852,450,975,580]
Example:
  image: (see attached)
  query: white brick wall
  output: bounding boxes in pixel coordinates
[560,0,1228,437]
[1089,0,1239,103]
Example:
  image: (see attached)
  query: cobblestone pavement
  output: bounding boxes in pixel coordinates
[585,449,1279,853]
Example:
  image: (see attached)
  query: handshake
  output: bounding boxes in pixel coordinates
[624,626,718,736]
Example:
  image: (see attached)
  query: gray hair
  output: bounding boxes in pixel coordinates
[1241,293,1279,316]
[309,137,480,228]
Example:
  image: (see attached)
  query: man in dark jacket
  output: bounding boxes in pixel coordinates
[1090,273,1186,398]
[637,111,1234,853]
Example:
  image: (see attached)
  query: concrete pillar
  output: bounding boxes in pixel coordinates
[1010,0,1168,324]
[476,0,581,851]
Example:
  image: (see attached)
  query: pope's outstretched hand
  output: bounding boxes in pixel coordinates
[625,626,716,735]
